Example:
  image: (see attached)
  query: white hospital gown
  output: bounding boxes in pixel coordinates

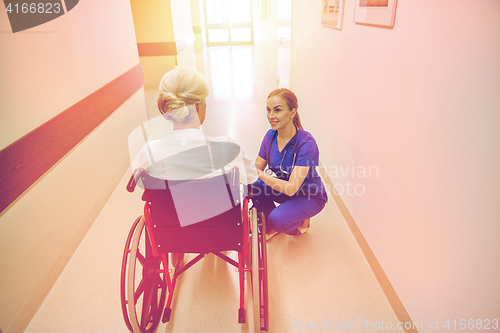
[133,127,258,185]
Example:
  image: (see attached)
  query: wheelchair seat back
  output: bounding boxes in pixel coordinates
[139,167,243,254]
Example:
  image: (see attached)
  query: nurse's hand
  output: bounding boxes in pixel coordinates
[257,165,310,196]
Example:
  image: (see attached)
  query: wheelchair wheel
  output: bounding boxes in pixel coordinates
[250,208,269,332]
[120,216,167,333]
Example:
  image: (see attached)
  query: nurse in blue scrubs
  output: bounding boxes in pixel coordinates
[253,88,328,239]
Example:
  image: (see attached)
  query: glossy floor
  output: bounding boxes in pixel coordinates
[25,46,403,333]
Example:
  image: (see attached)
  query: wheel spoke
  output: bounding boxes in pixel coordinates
[140,300,152,329]
[151,278,159,322]
[134,279,145,304]
[137,251,147,266]
[140,276,156,328]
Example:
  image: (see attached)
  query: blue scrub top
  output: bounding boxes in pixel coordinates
[258,129,328,202]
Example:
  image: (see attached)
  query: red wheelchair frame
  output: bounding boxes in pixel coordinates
[120,167,269,332]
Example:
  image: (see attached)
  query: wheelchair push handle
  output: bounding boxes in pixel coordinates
[127,168,145,193]
[126,166,256,196]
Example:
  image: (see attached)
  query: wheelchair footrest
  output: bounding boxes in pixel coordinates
[162,308,172,323]
[238,308,246,323]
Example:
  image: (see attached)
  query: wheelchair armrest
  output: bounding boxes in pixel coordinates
[127,168,145,193]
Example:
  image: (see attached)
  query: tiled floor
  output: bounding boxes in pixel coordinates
[24,46,403,333]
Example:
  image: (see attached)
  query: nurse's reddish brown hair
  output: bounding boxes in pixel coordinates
[267,88,303,130]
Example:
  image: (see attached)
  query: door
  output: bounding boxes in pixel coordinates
[204,0,254,46]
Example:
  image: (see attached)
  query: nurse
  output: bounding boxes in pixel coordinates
[254,88,328,240]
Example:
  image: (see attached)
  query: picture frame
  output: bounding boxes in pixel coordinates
[321,0,345,30]
[354,0,398,28]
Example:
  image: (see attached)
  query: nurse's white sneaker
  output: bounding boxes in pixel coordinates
[297,218,310,234]
[266,229,279,241]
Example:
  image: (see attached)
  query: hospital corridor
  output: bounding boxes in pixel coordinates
[1,1,499,333]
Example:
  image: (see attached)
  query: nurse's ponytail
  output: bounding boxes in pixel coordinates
[293,111,303,130]
[267,88,304,130]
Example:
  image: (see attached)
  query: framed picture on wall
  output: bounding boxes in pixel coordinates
[354,0,398,27]
[321,0,345,30]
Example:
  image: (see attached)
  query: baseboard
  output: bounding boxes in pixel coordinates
[6,158,130,333]
[317,163,419,333]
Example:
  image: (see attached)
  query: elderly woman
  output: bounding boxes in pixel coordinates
[134,67,258,265]
[135,66,257,185]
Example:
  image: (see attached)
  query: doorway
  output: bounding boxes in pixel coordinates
[277,0,292,88]
[203,0,254,46]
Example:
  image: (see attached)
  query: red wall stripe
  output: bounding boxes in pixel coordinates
[137,32,195,57]
[0,64,145,214]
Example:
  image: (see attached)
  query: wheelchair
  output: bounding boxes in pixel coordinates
[120,165,269,333]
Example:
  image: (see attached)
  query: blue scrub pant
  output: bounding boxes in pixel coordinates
[252,179,326,234]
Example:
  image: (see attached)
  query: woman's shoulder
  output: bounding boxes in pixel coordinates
[297,129,316,143]
[207,134,238,144]
[262,129,276,142]
[265,129,276,136]
[205,135,242,157]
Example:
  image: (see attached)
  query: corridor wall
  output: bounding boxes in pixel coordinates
[170,0,197,68]
[130,0,196,88]
[291,0,500,330]
[253,0,292,89]
[190,0,204,52]
[254,0,280,85]
[0,1,147,332]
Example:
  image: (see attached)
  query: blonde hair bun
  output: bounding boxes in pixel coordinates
[157,67,209,123]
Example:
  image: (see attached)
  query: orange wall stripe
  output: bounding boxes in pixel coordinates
[0,64,145,214]
[137,42,177,56]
